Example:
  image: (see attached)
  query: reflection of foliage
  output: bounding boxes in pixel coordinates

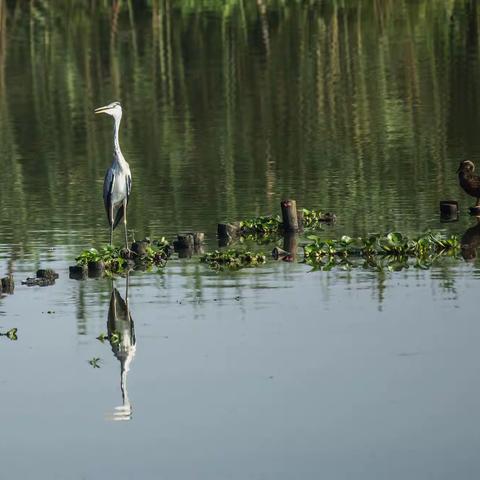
[200,249,266,270]
[304,232,460,271]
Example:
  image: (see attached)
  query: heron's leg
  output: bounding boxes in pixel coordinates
[123,199,129,250]
[110,203,114,246]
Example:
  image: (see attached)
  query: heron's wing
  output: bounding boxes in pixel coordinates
[103,168,115,209]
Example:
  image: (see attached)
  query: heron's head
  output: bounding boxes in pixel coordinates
[94,101,122,119]
[457,160,475,174]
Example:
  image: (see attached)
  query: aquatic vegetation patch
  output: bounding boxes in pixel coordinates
[200,249,267,270]
[301,208,336,229]
[239,215,282,237]
[234,209,334,241]
[74,238,171,273]
[303,232,460,271]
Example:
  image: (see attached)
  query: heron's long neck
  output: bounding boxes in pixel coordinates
[113,115,125,164]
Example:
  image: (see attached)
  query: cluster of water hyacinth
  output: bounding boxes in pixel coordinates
[75,238,171,273]
[200,250,267,270]
[303,232,460,271]
[238,208,334,240]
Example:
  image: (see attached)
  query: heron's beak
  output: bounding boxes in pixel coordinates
[456,165,461,173]
[94,106,110,115]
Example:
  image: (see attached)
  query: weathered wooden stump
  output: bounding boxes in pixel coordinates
[87,261,105,277]
[283,232,298,261]
[174,234,194,251]
[440,200,459,221]
[281,199,299,232]
[177,247,193,259]
[131,240,149,257]
[36,269,59,281]
[69,265,87,280]
[1,275,14,294]
[218,222,241,239]
[469,205,480,217]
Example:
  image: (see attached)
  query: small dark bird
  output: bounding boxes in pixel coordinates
[458,160,480,206]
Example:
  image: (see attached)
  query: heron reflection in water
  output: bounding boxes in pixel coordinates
[106,274,136,421]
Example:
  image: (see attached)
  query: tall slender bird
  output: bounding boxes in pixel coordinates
[457,160,480,206]
[94,101,132,248]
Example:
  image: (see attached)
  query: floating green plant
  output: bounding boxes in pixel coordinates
[236,209,333,241]
[239,215,282,237]
[0,328,18,341]
[75,238,171,273]
[301,208,336,229]
[88,357,101,368]
[303,232,460,271]
[200,249,267,270]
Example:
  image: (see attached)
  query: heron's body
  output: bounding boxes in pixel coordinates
[458,160,480,206]
[95,101,132,247]
[103,156,131,230]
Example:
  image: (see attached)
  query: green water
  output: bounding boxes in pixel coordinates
[1,2,480,479]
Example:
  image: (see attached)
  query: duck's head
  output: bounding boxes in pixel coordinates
[457,160,475,174]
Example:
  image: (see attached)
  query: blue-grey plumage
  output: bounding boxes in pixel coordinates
[95,101,132,248]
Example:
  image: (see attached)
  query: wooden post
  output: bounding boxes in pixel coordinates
[174,234,194,250]
[69,265,87,280]
[283,232,298,261]
[217,222,240,239]
[1,275,14,294]
[281,199,299,232]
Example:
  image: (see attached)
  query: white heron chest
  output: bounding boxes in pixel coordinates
[110,163,131,206]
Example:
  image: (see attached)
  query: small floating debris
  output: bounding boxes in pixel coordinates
[200,249,267,270]
[22,269,59,287]
[96,331,121,344]
[303,232,459,271]
[0,328,18,341]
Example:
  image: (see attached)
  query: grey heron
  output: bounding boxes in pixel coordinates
[94,101,132,248]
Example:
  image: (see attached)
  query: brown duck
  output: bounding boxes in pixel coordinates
[458,160,480,206]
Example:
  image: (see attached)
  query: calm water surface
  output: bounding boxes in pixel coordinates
[1,1,480,479]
